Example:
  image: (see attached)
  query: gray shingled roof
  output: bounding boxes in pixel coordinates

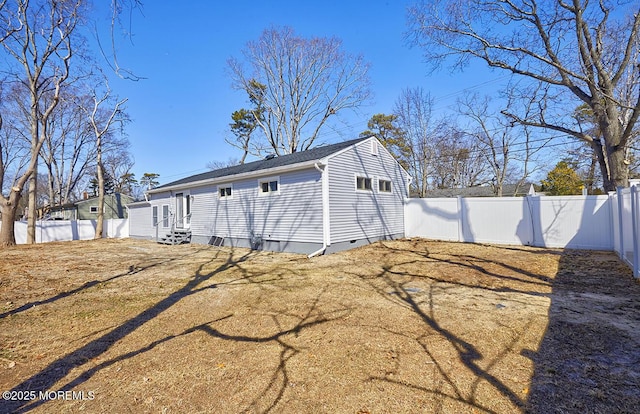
[153,137,369,190]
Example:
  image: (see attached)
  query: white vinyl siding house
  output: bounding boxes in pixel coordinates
[128,136,410,255]
[328,139,407,248]
[187,168,323,250]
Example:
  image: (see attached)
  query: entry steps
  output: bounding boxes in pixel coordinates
[158,229,191,245]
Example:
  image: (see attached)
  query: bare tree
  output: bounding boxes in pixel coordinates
[228,27,372,155]
[408,0,640,190]
[391,88,479,195]
[432,130,488,189]
[458,93,547,196]
[103,145,135,194]
[0,0,83,246]
[81,80,127,239]
[458,95,511,196]
[206,158,240,171]
[393,87,435,197]
[39,88,97,206]
[0,93,31,216]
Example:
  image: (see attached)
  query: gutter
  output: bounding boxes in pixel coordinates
[308,161,330,258]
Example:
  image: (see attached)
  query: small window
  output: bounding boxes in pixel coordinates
[219,185,232,199]
[356,176,372,191]
[379,179,392,193]
[162,205,169,228]
[152,206,158,226]
[259,177,280,195]
[90,206,98,213]
[371,140,379,156]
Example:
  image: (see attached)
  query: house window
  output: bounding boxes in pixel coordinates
[378,179,392,193]
[259,177,280,195]
[152,206,158,226]
[356,176,372,191]
[90,206,98,213]
[162,205,169,228]
[219,185,232,199]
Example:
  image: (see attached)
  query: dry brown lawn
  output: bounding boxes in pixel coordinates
[0,238,638,413]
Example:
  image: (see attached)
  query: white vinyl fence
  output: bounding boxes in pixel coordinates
[611,187,640,277]
[0,219,129,244]
[405,193,639,278]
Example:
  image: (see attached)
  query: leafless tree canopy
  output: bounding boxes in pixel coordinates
[0,0,136,246]
[80,80,127,238]
[228,27,372,155]
[0,0,83,245]
[407,0,640,190]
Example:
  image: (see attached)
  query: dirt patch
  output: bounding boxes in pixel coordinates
[0,238,637,413]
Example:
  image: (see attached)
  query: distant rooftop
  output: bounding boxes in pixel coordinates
[422,184,534,198]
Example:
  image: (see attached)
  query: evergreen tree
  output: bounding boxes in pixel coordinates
[541,161,584,195]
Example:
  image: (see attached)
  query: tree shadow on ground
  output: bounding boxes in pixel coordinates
[0,244,346,414]
[368,241,640,413]
[0,256,178,320]
[525,249,640,413]
[347,240,553,413]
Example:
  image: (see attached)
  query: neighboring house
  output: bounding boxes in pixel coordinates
[47,203,78,220]
[127,136,411,255]
[49,193,134,220]
[423,184,536,198]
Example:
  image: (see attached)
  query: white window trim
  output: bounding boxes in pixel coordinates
[258,176,280,196]
[152,205,158,227]
[218,183,234,200]
[354,173,373,192]
[162,204,170,228]
[377,177,393,194]
[371,140,379,156]
[89,206,98,213]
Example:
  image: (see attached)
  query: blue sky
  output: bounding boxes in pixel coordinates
[106,1,507,186]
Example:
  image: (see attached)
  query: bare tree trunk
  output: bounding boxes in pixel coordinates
[26,160,37,243]
[26,89,39,243]
[586,151,598,194]
[95,157,104,239]
[84,83,127,239]
[606,144,629,190]
[0,188,22,247]
[0,206,19,247]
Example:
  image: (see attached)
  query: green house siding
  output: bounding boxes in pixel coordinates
[77,193,134,220]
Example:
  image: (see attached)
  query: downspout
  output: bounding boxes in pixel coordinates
[308,162,330,258]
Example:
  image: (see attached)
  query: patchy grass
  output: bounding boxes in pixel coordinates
[0,238,638,413]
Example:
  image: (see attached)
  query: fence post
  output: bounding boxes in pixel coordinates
[457,196,464,242]
[617,187,625,261]
[631,185,639,278]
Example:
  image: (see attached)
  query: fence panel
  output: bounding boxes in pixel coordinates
[404,198,459,241]
[406,195,613,249]
[613,187,639,278]
[0,219,129,244]
[532,196,612,249]
[632,186,640,278]
[461,197,530,245]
